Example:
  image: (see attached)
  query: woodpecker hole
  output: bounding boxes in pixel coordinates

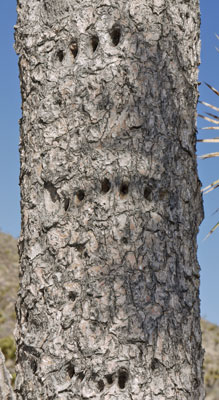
[101,178,111,193]
[64,198,70,211]
[73,242,86,252]
[78,372,85,381]
[76,190,85,201]
[57,50,64,62]
[105,374,114,385]
[67,363,75,378]
[110,24,121,46]
[144,187,152,200]
[44,182,59,203]
[151,358,159,371]
[91,35,99,52]
[70,40,78,58]
[30,360,37,374]
[98,380,105,392]
[118,368,129,389]
[120,182,129,196]
[56,99,62,106]
[68,291,77,301]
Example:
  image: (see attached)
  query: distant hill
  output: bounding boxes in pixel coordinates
[0,231,218,396]
[201,319,219,399]
[0,232,19,382]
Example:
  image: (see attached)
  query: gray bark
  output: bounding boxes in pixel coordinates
[14,0,204,399]
[0,350,16,400]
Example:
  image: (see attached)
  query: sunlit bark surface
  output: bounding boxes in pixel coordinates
[15,0,204,398]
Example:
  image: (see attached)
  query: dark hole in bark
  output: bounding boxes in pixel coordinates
[70,40,78,58]
[120,182,129,196]
[77,190,85,201]
[144,187,152,200]
[23,344,40,358]
[44,182,59,203]
[101,178,111,193]
[57,50,64,62]
[67,363,75,378]
[68,291,77,301]
[25,310,29,322]
[56,99,62,106]
[67,363,75,379]
[30,359,37,373]
[105,374,114,385]
[110,24,121,46]
[64,198,70,211]
[78,372,85,381]
[72,242,86,252]
[151,358,159,371]
[91,35,99,52]
[118,368,128,389]
[193,378,199,389]
[97,379,105,392]
[121,237,128,244]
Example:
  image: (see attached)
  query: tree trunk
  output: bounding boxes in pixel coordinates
[14,0,204,398]
[0,350,16,400]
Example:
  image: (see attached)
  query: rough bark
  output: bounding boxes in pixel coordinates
[0,350,16,400]
[14,0,204,399]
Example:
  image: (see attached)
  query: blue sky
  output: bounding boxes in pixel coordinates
[197,0,219,326]
[0,1,219,325]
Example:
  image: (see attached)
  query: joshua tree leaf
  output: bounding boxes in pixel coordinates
[202,179,219,194]
[198,114,219,124]
[204,82,219,96]
[204,221,219,240]
[197,138,219,143]
[204,186,219,195]
[212,207,219,215]
[199,152,219,159]
[201,126,219,130]
[199,58,219,239]
[199,101,219,112]
[206,112,219,120]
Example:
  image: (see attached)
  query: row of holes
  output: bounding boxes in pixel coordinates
[31,357,129,390]
[73,178,152,206]
[98,369,129,391]
[57,24,121,62]
[101,178,153,200]
[66,364,129,391]
[44,179,152,212]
